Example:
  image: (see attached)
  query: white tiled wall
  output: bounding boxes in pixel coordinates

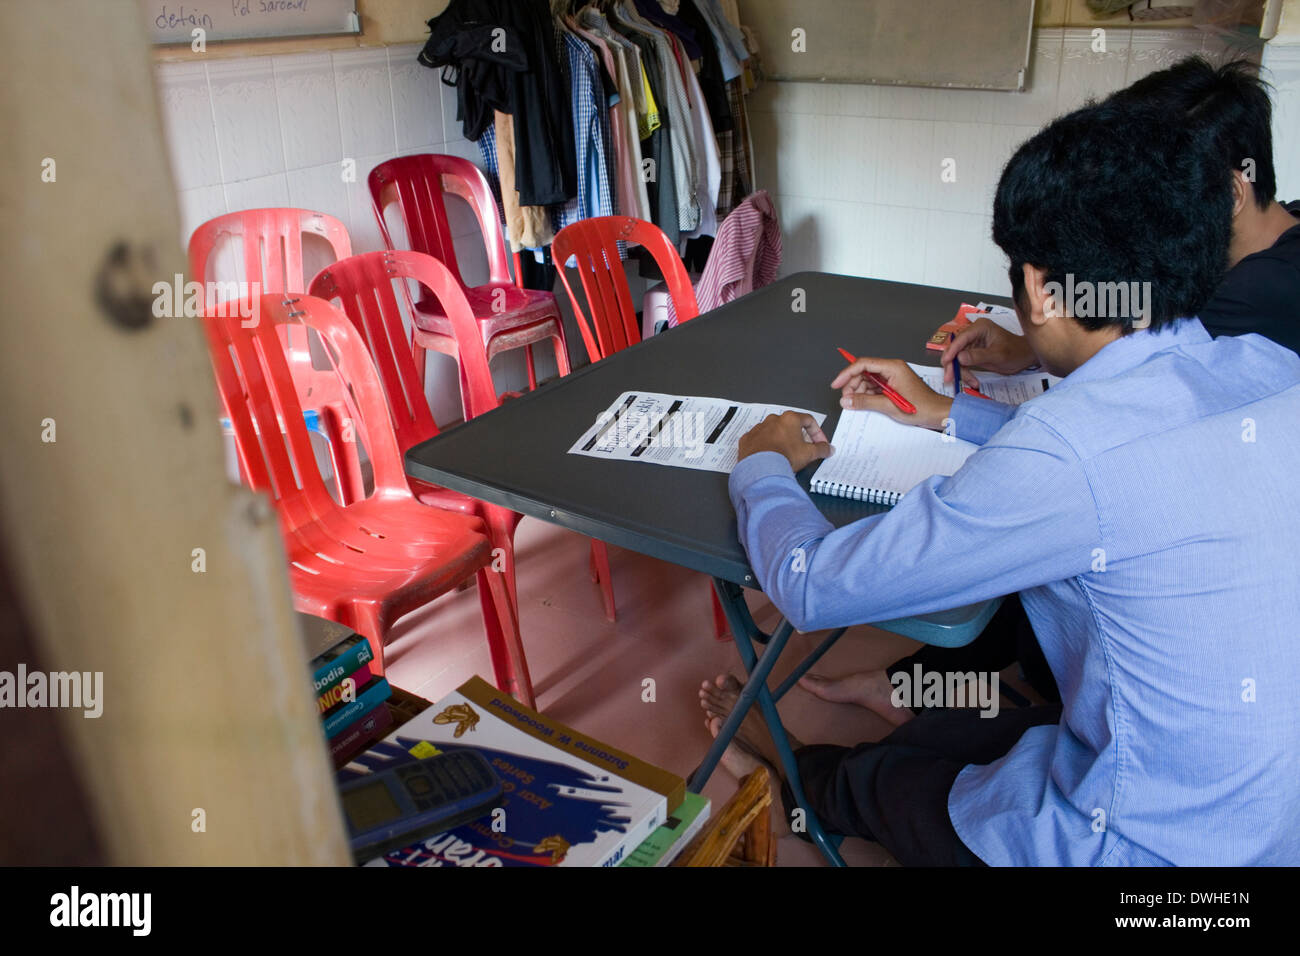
[154,43,551,425]
[1263,40,1300,201]
[751,27,1264,297]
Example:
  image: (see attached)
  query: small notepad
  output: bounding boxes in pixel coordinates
[810,411,978,505]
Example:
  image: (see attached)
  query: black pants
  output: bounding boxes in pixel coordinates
[888,594,1061,707]
[781,704,1063,865]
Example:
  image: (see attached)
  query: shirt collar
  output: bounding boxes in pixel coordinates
[1060,317,1211,388]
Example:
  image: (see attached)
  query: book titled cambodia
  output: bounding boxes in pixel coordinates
[337,676,685,867]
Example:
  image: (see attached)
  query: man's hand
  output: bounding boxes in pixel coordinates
[939,317,1036,383]
[831,357,952,430]
[737,411,833,471]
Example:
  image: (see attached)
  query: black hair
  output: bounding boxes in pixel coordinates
[993,99,1232,332]
[1110,56,1276,210]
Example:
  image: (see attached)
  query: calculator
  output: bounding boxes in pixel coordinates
[338,750,504,863]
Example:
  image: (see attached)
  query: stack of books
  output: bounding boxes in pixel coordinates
[299,614,393,766]
[619,790,711,867]
[336,676,710,867]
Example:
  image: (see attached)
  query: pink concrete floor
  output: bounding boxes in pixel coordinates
[384,516,1030,867]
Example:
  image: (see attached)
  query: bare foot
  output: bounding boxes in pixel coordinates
[698,673,804,767]
[799,670,914,727]
[704,713,772,780]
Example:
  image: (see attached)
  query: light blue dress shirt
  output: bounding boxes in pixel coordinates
[728,319,1300,865]
[695,0,750,83]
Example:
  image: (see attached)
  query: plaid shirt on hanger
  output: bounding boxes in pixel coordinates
[552,30,616,234]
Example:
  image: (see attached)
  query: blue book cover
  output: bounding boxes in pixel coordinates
[337,677,682,867]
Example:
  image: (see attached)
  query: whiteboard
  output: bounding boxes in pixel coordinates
[144,0,360,44]
[742,0,1035,90]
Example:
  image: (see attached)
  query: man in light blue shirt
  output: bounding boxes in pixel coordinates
[708,100,1300,865]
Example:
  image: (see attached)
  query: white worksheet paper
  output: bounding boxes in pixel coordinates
[974,301,1023,335]
[568,392,826,473]
[908,363,1061,406]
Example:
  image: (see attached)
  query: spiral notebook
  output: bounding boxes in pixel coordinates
[810,410,978,505]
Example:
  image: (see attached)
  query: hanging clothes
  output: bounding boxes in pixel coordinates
[552,28,615,234]
[476,118,546,251]
[578,7,657,142]
[613,1,700,235]
[694,0,750,84]
[677,0,734,137]
[630,1,728,240]
[418,0,527,140]
[678,47,721,242]
[716,0,763,88]
[670,189,781,325]
[495,110,555,251]
[632,0,703,60]
[477,113,502,208]
[718,78,753,217]
[636,60,662,139]
[423,0,577,207]
[615,20,680,245]
[582,6,660,223]
[517,251,557,292]
[567,14,652,223]
[452,1,757,264]
[591,40,624,216]
[717,0,742,30]
[508,0,578,207]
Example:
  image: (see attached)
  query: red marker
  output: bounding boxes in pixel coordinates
[836,348,917,415]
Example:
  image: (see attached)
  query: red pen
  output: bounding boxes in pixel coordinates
[836,347,917,415]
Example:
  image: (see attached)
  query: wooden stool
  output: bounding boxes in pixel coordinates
[672,768,778,867]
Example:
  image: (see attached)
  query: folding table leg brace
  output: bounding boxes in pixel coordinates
[688,578,849,867]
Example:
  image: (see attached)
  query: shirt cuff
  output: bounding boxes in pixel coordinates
[951,393,1016,446]
[729,451,796,503]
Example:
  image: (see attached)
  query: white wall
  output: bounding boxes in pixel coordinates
[1263,38,1300,201]
[154,43,556,427]
[750,27,1263,298]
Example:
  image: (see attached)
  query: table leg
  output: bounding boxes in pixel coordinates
[691,578,848,867]
[771,627,848,702]
[687,613,792,791]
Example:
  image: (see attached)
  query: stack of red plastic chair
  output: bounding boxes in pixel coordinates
[189,208,366,502]
[368,154,571,401]
[310,250,620,630]
[202,291,533,706]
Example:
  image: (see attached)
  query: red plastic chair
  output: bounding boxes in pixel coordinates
[189,208,365,503]
[552,217,730,639]
[552,217,701,360]
[202,292,533,706]
[368,154,571,400]
[309,249,617,622]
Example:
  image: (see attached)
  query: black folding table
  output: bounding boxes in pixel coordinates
[406,271,1009,865]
